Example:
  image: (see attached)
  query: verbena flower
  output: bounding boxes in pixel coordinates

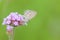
[7,25,13,31]
[2,12,27,27]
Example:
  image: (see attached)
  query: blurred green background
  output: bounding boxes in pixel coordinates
[0,0,60,40]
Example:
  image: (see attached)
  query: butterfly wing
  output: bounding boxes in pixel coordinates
[24,10,37,20]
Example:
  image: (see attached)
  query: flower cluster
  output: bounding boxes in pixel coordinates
[2,12,27,27]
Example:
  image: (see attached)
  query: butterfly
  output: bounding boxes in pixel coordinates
[24,10,37,21]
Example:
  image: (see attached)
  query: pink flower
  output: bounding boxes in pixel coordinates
[6,20,11,25]
[7,25,13,30]
[2,18,7,25]
[6,25,14,33]
[13,21,18,26]
[2,12,27,27]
